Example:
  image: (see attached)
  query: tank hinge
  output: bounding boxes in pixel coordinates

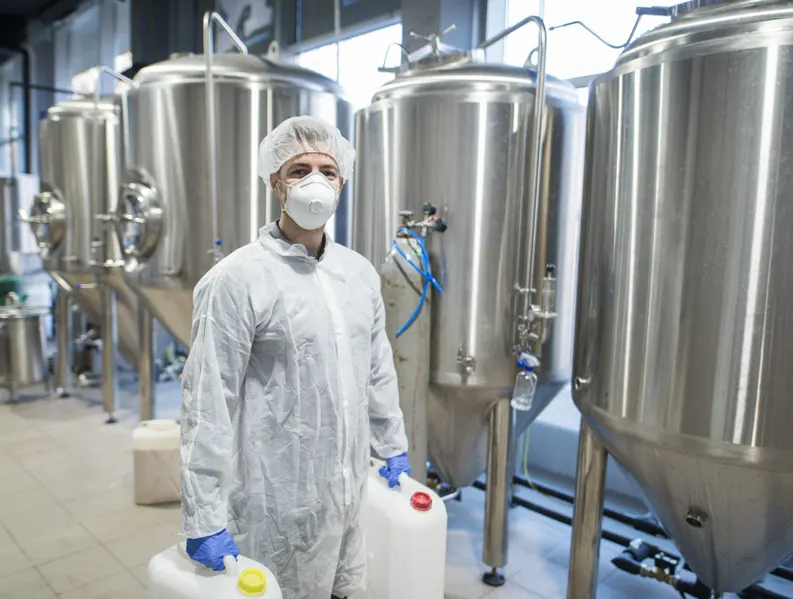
[456,348,476,375]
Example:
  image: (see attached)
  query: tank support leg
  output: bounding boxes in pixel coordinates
[567,419,608,599]
[483,397,514,586]
[7,364,17,404]
[100,285,119,423]
[138,309,155,421]
[55,290,71,398]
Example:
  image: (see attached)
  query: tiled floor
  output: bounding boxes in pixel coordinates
[0,385,789,599]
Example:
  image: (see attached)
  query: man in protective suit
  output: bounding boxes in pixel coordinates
[180,116,412,599]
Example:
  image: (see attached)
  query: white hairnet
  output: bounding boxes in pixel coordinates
[258,116,356,183]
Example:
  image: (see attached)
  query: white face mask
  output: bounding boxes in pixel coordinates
[281,172,339,231]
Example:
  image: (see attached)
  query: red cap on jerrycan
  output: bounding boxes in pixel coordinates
[410,491,433,512]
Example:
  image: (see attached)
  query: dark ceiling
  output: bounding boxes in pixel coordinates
[0,0,58,18]
[0,0,83,49]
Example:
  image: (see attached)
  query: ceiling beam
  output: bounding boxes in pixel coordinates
[0,14,27,49]
[32,0,84,25]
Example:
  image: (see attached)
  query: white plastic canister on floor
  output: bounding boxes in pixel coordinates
[360,459,447,599]
[149,543,283,599]
[133,419,181,505]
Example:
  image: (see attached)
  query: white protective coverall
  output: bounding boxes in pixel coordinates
[180,222,409,599]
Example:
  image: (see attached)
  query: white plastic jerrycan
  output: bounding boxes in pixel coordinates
[360,459,447,599]
[148,543,282,599]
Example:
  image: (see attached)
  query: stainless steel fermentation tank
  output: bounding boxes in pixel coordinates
[31,97,139,363]
[1,175,42,276]
[569,0,793,595]
[24,68,145,416]
[116,13,352,349]
[353,19,585,577]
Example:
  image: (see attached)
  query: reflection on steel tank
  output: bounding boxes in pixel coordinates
[353,28,585,491]
[571,0,793,594]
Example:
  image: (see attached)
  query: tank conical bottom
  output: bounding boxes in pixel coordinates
[132,284,193,348]
[50,270,140,367]
[584,405,793,592]
[428,383,563,489]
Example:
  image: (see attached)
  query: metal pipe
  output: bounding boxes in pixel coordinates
[9,81,83,96]
[333,0,341,81]
[378,42,411,72]
[202,11,248,261]
[482,398,515,585]
[772,566,793,583]
[4,321,18,403]
[524,8,670,66]
[7,47,31,173]
[20,47,30,173]
[521,18,547,342]
[55,289,71,397]
[473,480,793,595]
[100,284,118,423]
[512,475,668,537]
[91,65,135,424]
[93,65,135,104]
[138,308,155,421]
[471,480,637,548]
[567,420,608,599]
[479,17,548,351]
[479,15,539,49]
[547,17,644,50]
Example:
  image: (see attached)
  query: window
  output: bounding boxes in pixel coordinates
[503,0,678,81]
[296,44,340,83]
[297,24,402,240]
[295,23,401,239]
[113,51,134,94]
[337,24,403,111]
[296,22,403,111]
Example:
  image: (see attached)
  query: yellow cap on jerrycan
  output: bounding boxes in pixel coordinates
[237,568,267,596]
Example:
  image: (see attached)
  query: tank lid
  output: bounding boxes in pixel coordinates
[378,24,474,75]
[669,0,746,19]
[617,0,793,67]
[0,305,48,320]
[372,58,577,103]
[134,53,345,97]
[47,97,118,118]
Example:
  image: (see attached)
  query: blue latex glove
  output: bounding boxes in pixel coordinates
[186,529,239,571]
[379,453,412,488]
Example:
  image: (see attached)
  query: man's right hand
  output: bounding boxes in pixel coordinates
[186,529,239,571]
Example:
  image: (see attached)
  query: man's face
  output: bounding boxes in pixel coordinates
[270,153,342,200]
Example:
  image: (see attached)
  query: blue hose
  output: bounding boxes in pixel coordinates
[393,228,442,292]
[395,275,429,338]
[393,229,442,337]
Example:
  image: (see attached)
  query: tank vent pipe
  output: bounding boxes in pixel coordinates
[526,6,673,65]
[203,11,249,263]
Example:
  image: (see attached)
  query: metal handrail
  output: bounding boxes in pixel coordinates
[202,11,249,262]
[483,16,549,353]
[93,65,136,105]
